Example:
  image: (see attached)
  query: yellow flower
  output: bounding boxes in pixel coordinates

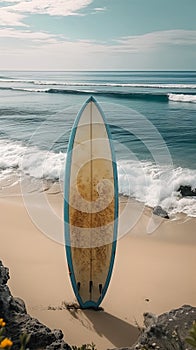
[0,338,13,348]
[0,319,6,327]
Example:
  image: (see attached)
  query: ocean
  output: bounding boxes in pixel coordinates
[0,70,195,217]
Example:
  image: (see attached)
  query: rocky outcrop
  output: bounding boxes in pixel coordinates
[153,206,169,219]
[178,185,196,197]
[119,305,196,350]
[0,260,71,350]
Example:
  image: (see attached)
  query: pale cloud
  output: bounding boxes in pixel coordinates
[12,0,93,15]
[0,0,21,2]
[0,7,27,26]
[0,0,93,27]
[91,6,107,14]
[0,28,59,42]
[1,28,196,52]
[93,7,107,12]
[113,30,196,53]
[0,34,108,70]
[1,28,196,70]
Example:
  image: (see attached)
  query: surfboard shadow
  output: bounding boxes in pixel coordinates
[83,310,139,348]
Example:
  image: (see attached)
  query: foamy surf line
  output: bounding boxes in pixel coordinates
[0,78,196,89]
[1,86,196,103]
[168,93,196,103]
[0,139,195,217]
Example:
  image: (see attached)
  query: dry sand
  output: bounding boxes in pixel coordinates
[0,185,196,349]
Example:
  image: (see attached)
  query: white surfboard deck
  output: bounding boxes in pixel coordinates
[65,97,118,308]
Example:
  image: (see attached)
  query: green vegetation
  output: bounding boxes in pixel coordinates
[0,318,30,350]
[186,321,196,348]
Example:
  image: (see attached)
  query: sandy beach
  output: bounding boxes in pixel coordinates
[0,185,196,349]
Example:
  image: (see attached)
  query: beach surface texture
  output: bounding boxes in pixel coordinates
[0,186,195,349]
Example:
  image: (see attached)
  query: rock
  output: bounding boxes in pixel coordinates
[0,260,71,350]
[117,305,196,350]
[46,341,71,350]
[10,297,27,314]
[0,261,13,319]
[153,206,169,219]
[178,185,196,197]
[143,313,158,328]
[0,261,9,284]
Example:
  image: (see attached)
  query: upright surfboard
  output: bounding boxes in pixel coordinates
[64,96,118,309]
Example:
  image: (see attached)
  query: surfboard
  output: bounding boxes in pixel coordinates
[64,96,118,309]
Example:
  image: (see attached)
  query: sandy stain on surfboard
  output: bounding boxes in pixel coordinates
[69,158,115,302]
[65,98,118,306]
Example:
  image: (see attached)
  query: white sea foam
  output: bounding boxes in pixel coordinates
[168,93,196,103]
[118,160,196,217]
[4,88,196,103]
[0,79,34,83]
[31,82,196,89]
[0,140,65,181]
[30,82,196,89]
[0,140,195,217]
[12,87,49,93]
[0,78,196,89]
[0,140,25,169]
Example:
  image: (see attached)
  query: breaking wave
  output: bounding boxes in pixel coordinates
[168,93,196,103]
[0,139,195,217]
[1,86,196,103]
[0,77,196,89]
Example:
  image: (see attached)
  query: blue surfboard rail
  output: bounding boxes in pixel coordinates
[64,96,118,309]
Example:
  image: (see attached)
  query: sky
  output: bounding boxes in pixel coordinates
[0,0,196,70]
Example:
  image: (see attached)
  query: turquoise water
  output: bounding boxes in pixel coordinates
[0,70,195,216]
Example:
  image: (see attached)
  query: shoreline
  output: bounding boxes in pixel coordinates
[0,186,196,349]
